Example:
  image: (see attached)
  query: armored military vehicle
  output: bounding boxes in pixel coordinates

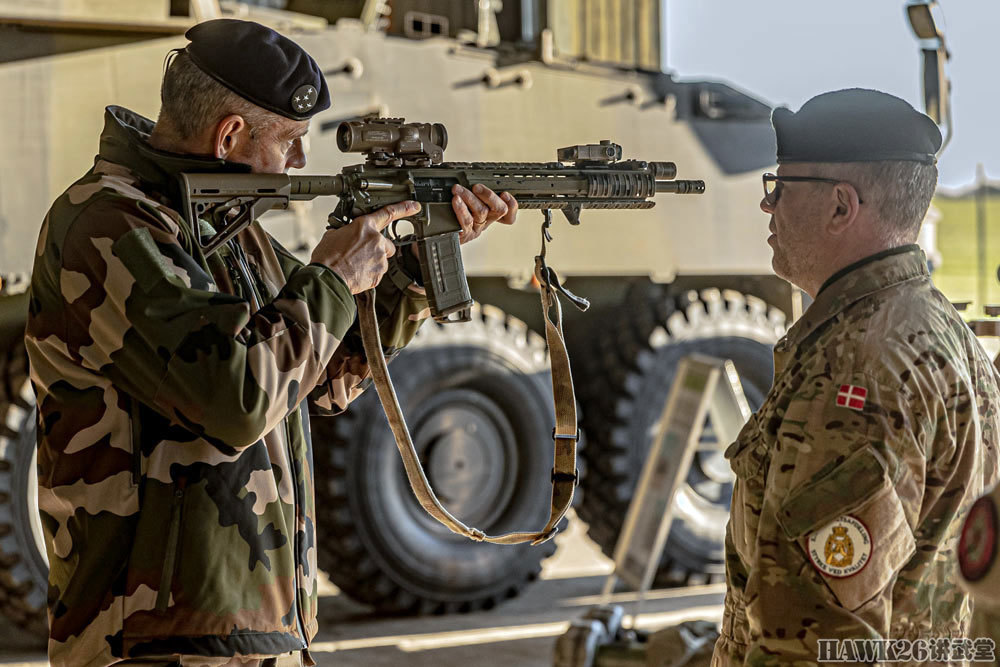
[0,0,949,638]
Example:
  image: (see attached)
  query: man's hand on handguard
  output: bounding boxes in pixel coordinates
[310,200,420,294]
[452,184,518,244]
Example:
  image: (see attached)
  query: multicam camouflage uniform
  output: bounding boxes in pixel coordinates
[25,106,430,667]
[712,245,1000,665]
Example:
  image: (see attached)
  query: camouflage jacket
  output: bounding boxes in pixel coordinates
[712,246,1000,666]
[25,106,430,667]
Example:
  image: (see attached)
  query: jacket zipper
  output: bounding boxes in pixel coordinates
[226,239,309,648]
[156,480,185,613]
[284,419,309,648]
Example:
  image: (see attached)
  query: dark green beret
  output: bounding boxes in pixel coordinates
[772,88,941,164]
[184,19,330,121]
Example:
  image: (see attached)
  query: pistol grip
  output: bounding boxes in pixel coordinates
[417,232,473,322]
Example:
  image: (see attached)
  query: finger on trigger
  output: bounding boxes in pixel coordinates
[374,200,421,232]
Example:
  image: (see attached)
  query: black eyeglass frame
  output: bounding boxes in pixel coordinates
[762,173,864,205]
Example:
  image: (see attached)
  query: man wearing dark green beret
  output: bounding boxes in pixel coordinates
[25,18,516,667]
[712,88,1000,665]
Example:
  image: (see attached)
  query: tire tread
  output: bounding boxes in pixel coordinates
[577,283,785,586]
[0,356,47,641]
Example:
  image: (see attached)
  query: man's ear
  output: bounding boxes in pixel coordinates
[827,182,863,236]
[213,114,246,160]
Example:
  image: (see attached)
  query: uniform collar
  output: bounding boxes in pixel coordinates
[778,244,928,353]
[97,105,250,204]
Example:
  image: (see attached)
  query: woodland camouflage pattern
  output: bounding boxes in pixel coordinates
[25,106,430,667]
[712,246,1000,665]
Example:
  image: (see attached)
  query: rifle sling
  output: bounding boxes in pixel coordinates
[356,259,579,546]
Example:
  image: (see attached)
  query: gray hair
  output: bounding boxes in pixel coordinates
[156,50,280,141]
[814,160,938,244]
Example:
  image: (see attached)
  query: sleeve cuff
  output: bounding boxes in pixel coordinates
[282,263,357,340]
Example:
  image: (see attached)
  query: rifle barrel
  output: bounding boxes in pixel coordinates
[656,179,705,194]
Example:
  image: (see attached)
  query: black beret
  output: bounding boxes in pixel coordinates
[184,18,330,121]
[772,88,941,164]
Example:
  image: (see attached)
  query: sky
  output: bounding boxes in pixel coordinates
[664,0,1000,189]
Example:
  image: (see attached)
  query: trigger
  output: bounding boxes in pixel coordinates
[327,213,349,231]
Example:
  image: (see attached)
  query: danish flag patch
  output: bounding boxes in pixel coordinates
[836,384,867,410]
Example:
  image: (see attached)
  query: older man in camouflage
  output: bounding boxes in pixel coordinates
[712,89,1000,665]
[25,19,516,667]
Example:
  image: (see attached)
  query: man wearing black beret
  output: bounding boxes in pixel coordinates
[712,89,1000,664]
[26,18,516,667]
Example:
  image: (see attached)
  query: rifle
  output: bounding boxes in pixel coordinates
[180,116,704,322]
[179,117,704,546]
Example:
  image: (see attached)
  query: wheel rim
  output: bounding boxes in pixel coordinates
[355,350,552,595]
[372,380,537,563]
[410,389,516,530]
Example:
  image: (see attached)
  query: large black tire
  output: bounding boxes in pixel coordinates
[0,344,48,640]
[577,284,785,585]
[313,303,564,614]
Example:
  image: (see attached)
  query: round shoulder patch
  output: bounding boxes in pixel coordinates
[959,495,997,582]
[291,84,318,114]
[807,515,872,578]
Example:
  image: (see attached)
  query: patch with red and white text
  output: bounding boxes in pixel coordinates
[836,384,867,410]
[959,495,998,582]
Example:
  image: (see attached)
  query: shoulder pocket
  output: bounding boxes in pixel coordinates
[776,447,916,611]
[776,446,888,538]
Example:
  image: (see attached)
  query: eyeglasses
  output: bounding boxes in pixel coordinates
[762,173,864,206]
